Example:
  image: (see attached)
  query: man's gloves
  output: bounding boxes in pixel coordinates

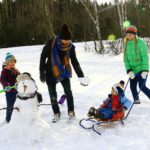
[128,71,135,79]
[78,77,90,86]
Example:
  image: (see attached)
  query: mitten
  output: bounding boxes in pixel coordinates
[58,95,66,105]
[141,71,148,79]
[4,86,12,92]
[78,76,90,86]
[122,106,127,112]
[108,94,112,98]
[36,92,43,103]
[128,71,135,79]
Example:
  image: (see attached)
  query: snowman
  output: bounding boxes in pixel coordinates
[0,73,51,142]
[13,72,42,122]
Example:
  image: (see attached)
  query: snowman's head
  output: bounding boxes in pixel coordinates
[16,73,38,97]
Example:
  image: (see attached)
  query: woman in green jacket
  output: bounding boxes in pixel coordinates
[124,25,150,104]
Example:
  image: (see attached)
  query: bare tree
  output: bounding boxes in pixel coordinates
[93,0,104,52]
[44,0,55,38]
[80,0,104,53]
[115,0,123,35]
[114,0,128,34]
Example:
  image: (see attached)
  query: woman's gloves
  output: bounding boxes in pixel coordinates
[128,71,148,79]
[141,71,148,79]
[78,77,90,86]
[128,71,135,79]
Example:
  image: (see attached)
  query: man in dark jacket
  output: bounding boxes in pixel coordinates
[39,24,89,122]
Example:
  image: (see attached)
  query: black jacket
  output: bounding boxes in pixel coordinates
[39,39,84,83]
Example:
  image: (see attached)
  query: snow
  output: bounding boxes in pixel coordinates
[0,42,150,150]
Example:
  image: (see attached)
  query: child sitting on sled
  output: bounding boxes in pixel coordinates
[87,80,132,121]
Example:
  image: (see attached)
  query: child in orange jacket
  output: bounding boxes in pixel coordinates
[87,81,126,121]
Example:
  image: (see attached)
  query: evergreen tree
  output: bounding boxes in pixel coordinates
[0,0,149,48]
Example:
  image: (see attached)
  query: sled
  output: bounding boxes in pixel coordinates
[79,76,147,135]
[79,101,134,135]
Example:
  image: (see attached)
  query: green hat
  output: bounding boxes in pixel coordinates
[5,52,16,64]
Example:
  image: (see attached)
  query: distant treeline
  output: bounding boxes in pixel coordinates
[0,0,150,48]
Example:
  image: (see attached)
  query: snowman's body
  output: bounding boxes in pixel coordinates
[13,78,40,122]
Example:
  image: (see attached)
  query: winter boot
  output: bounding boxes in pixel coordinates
[87,107,96,117]
[87,107,102,119]
[134,99,141,104]
[94,109,101,119]
[68,111,75,119]
[52,113,60,123]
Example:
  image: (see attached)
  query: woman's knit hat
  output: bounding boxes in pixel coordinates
[5,52,16,64]
[125,25,137,35]
[60,24,72,40]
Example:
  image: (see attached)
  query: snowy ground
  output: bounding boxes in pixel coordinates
[0,42,150,150]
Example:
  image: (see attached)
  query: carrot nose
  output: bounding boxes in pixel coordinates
[23,85,27,92]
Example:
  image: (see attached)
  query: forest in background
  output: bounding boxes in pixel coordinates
[0,0,150,48]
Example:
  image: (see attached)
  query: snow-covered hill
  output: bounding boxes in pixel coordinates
[0,42,150,150]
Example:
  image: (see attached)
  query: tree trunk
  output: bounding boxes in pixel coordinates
[116,0,123,36]
[44,0,55,38]
[93,0,104,53]
[80,0,104,53]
